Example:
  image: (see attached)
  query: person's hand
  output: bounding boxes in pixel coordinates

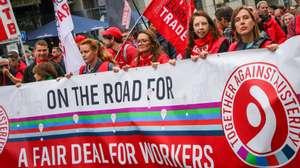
[199,51,208,59]
[151,62,159,69]
[65,72,73,79]
[56,77,63,81]
[168,59,176,66]
[15,82,22,88]
[266,44,279,52]
[122,65,130,72]
[2,68,10,76]
[191,55,199,62]
[113,66,120,73]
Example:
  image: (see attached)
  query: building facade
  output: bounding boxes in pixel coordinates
[197,0,293,16]
[11,0,55,32]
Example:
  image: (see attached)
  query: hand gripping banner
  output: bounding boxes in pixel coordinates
[0,37,300,167]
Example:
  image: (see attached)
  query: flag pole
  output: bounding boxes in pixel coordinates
[114,15,143,58]
[131,0,148,29]
[2,0,30,65]
[18,36,29,65]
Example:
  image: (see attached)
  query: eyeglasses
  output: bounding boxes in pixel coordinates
[137,39,150,44]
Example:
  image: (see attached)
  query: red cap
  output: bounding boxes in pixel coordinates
[75,35,87,44]
[101,27,122,40]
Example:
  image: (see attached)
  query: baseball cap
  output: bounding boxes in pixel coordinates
[75,35,87,44]
[101,27,122,40]
[7,50,19,58]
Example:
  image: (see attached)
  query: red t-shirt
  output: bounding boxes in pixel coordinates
[114,43,138,68]
[17,60,27,74]
[131,52,170,68]
[263,17,286,44]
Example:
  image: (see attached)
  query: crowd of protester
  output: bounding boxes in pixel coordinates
[1,0,300,86]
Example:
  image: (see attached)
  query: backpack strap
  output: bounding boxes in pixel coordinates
[79,65,85,75]
[80,59,102,74]
[123,44,130,63]
[252,37,268,49]
[210,37,227,53]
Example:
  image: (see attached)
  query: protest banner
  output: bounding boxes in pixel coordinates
[53,0,84,74]
[0,0,19,41]
[0,36,299,167]
[143,0,194,56]
[121,0,132,30]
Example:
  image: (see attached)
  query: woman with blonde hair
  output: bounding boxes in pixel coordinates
[79,38,115,74]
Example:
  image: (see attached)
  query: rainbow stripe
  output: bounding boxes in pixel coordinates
[237,144,297,167]
[8,102,224,142]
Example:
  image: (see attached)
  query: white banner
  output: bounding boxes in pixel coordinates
[121,0,132,29]
[0,0,20,41]
[53,0,74,38]
[53,0,84,73]
[0,36,300,168]
[1,36,299,118]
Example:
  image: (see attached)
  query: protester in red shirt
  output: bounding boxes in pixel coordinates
[229,7,278,52]
[287,0,300,37]
[50,47,66,73]
[101,27,138,69]
[79,38,114,74]
[257,1,287,44]
[23,40,65,83]
[130,30,170,68]
[186,11,229,61]
[0,58,22,86]
[7,51,24,81]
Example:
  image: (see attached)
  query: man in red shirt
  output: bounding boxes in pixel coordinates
[22,40,65,83]
[101,27,138,69]
[257,1,287,44]
[0,58,22,86]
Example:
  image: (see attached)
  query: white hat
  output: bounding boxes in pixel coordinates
[0,58,9,66]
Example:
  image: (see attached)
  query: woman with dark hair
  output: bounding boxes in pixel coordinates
[130,30,171,68]
[186,10,229,60]
[229,6,278,51]
[33,62,58,81]
[79,38,115,74]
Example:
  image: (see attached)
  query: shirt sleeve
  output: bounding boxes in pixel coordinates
[15,72,23,79]
[126,46,138,65]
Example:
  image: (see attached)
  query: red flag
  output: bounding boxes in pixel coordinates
[0,0,20,42]
[144,0,195,56]
[0,19,8,41]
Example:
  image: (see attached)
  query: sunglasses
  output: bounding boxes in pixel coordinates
[103,35,113,40]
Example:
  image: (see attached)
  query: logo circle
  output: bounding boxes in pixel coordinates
[221,62,300,167]
[0,105,9,154]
